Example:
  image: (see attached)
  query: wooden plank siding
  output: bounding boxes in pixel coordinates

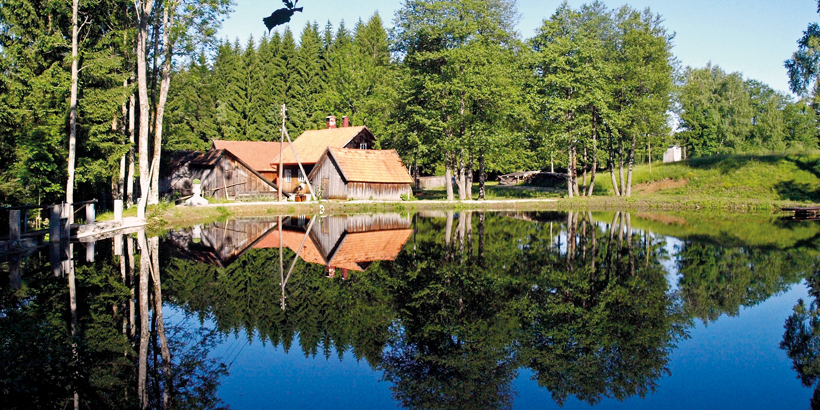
[192,154,277,199]
[346,182,411,200]
[309,149,412,201]
[278,164,315,195]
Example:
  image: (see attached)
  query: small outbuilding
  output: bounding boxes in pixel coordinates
[308,147,414,200]
[663,145,683,163]
[161,148,278,200]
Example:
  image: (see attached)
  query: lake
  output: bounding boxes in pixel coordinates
[1,210,819,409]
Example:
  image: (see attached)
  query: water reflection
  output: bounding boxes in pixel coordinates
[2,211,820,409]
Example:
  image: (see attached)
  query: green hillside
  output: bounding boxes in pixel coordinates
[592,154,820,203]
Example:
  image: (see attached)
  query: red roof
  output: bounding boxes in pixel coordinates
[328,229,413,270]
[213,140,282,172]
[327,147,414,184]
[271,126,371,166]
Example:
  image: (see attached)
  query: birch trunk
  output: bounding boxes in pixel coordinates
[465,151,473,200]
[586,113,598,197]
[625,133,637,197]
[566,145,574,198]
[457,152,466,201]
[444,151,454,201]
[478,152,485,200]
[136,0,154,219]
[608,127,620,196]
[126,85,136,208]
[66,0,79,223]
[618,135,626,197]
[149,5,173,205]
[571,144,580,197]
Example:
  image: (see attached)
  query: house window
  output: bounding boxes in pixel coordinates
[360,142,368,149]
[298,169,305,182]
[284,168,292,182]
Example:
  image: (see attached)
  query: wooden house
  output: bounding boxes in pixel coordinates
[213,140,281,182]
[161,147,278,200]
[308,147,414,200]
[270,116,376,194]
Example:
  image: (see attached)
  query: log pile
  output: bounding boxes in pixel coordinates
[498,171,567,187]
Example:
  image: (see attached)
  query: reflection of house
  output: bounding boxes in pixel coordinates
[166,219,280,267]
[162,142,279,199]
[270,116,376,194]
[309,147,414,200]
[254,214,412,277]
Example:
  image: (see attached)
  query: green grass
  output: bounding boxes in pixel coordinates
[414,181,564,200]
[590,154,820,203]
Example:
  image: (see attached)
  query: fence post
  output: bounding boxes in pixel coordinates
[114,200,123,221]
[86,203,95,224]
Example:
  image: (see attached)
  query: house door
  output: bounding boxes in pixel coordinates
[321,178,329,199]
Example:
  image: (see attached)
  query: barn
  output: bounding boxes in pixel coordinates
[213,140,281,182]
[161,148,278,200]
[308,147,414,200]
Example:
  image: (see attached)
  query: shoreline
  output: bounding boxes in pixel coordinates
[148,195,801,230]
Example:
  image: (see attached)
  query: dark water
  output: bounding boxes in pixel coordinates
[2,211,820,409]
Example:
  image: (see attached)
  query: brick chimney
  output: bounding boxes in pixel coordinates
[342,116,349,127]
[326,115,337,129]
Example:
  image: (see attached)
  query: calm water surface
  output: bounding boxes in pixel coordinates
[2,211,819,409]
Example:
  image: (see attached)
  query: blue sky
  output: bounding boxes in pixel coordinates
[219,0,816,95]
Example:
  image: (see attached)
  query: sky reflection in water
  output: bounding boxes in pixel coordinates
[2,210,818,409]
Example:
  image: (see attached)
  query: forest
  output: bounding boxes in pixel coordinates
[1,0,819,208]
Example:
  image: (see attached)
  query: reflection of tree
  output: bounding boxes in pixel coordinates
[0,232,228,409]
[380,212,522,410]
[517,212,687,406]
[782,273,820,409]
[678,240,811,322]
[162,245,395,367]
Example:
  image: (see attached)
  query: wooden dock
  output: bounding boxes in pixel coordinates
[781,207,820,220]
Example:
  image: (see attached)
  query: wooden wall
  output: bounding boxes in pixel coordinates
[309,155,411,200]
[279,164,315,194]
[193,155,276,199]
[343,132,375,150]
[310,156,347,199]
[346,182,411,200]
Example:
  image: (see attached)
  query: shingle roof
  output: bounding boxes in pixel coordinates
[271,126,370,166]
[190,149,224,166]
[328,229,413,270]
[213,140,282,172]
[328,147,414,184]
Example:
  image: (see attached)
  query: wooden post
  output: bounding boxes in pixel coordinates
[86,203,95,224]
[279,105,285,202]
[281,107,315,198]
[648,139,651,173]
[9,210,20,243]
[114,200,123,221]
[50,205,62,277]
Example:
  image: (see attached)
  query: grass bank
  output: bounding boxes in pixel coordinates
[591,154,820,203]
[112,154,820,229]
